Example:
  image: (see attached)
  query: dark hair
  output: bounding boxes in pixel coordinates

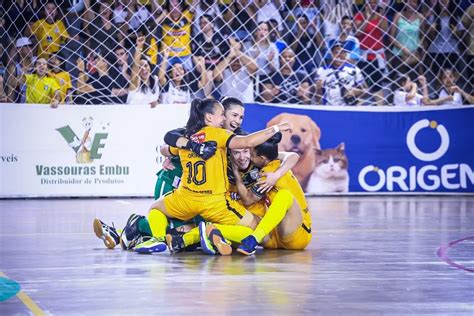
[341,15,351,22]
[221,97,244,111]
[139,57,157,94]
[433,1,460,35]
[254,132,282,161]
[185,98,221,137]
[397,75,410,89]
[167,62,189,90]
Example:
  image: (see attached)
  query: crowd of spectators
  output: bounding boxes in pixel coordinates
[0,0,472,107]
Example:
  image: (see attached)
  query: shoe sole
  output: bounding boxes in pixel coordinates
[199,222,216,255]
[93,218,116,249]
[206,224,232,256]
[236,247,255,256]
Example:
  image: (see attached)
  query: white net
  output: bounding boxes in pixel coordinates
[0,0,472,106]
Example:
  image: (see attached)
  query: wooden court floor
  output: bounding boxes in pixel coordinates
[0,196,473,315]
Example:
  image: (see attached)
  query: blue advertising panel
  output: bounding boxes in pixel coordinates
[242,104,474,193]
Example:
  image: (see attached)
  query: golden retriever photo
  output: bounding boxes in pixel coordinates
[266,113,321,191]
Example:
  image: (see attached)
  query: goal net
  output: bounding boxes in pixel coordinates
[0,0,472,106]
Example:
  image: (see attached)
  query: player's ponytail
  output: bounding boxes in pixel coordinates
[254,132,282,161]
[185,98,221,137]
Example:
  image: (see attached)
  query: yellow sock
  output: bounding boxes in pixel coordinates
[253,189,293,243]
[183,227,200,247]
[148,209,168,238]
[214,224,253,243]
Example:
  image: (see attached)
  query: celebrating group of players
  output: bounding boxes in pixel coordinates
[93,97,312,256]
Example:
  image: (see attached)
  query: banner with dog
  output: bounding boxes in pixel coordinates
[242,104,474,194]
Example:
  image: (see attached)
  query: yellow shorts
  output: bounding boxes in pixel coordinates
[164,188,247,225]
[264,216,312,250]
[247,200,267,218]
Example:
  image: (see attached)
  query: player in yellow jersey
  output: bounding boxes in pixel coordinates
[134,98,291,253]
[200,133,312,256]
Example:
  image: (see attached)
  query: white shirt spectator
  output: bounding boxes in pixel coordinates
[257,1,283,31]
[220,68,254,103]
[393,89,423,106]
[126,75,160,105]
[437,88,463,106]
[129,6,152,30]
[316,63,364,105]
[161,81,191,104]
[246,42,279,76]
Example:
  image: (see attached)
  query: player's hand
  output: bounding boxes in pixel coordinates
[256,171,279,193]
[186,140,217,160]
[162,157,175,171]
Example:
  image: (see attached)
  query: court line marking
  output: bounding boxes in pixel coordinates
[437,236,474,273]
[0,271,46,315]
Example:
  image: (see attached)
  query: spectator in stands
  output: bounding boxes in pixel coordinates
[48,52,72,104]
[425,0,463,83]
[268,19,287,54]
[22,57,60,107]
[192,0,224,36]
[159,46,204,104]
[109,45,130,104]
[354,0,388,106]
[127,37,159,107]
[157,0,194,71]
[84,1,121,58]
[255,0,283,32]
[31,1,70,60]
[221,0,257,42]
[327,16,361,65]
[461,5,473,94]
[435,68,473,105]
[213,38,258,103]
[390,0,426,78]
[320,0,353,39]
[6,37,36,103]
[261,47,312,104]
[246,21,279,77]
[315,41,366,106]
[393,74,453,106]
[75,53,116,104]
[285,13,323,76]
[192,14,229,71]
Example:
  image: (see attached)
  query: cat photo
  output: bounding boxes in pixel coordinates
[306,143,349,194]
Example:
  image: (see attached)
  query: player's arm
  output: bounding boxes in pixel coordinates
[228,123,292,149]
[231,162,262,207]
[256,151,299,193]
[160,144,177,157]
[163,127,217,160]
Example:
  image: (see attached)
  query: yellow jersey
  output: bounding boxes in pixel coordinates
[49,71,72,103]
[25,74,60,104]
[161,10,193,57]
[31,19,69,59]
[253,160,311,224]
[176,126,234,196]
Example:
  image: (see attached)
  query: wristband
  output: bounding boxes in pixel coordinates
[272,125,280,133]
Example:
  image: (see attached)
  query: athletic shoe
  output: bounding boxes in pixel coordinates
[134,237,167,253]
[120,213,144,250]
[199,221,216,255]
[237,235,258,256]
[93,218,120,249]
[165,233,186,254]
[206,223,232,256]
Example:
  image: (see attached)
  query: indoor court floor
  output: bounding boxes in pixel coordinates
[0,196,473,315]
